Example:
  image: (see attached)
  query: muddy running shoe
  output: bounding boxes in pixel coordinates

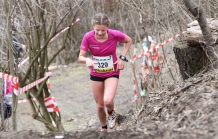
[101,125,107,132]
[107,110,116,129]
[101,128,107,132]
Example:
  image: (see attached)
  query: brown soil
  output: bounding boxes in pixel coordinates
[0,59,142,138]
[1,49,218,139]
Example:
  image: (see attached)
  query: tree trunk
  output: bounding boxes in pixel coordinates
[4,0,17,130]
[173,0,218,79]
[175,18,218,79]
[184,0,218,69]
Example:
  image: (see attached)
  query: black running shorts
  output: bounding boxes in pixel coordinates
[90,75,119,82]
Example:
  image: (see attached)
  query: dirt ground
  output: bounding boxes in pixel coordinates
[0,52,145,138]
[1,46,218,139]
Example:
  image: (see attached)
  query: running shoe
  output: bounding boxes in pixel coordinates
[101,128,107,132]
[107,110,116,129]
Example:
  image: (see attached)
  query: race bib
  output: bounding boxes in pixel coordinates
[93,55,114,73]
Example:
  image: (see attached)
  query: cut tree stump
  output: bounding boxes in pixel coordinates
[173,45,207,80]
[173,18,218,80]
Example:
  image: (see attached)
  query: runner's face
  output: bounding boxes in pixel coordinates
[93,24,108,39]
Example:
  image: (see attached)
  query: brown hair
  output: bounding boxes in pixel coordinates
[91,13,110,27]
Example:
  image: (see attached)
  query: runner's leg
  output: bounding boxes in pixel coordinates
[90,80,106,126]
[104,77,118,129]
[104,77,119,111]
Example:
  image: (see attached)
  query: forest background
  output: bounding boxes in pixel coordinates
[0,0,218,138]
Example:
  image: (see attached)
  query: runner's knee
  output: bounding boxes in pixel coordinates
[104,100,113,108]
[96,104,105,111]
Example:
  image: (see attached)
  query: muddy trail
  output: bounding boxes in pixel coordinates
[1,57,218,138]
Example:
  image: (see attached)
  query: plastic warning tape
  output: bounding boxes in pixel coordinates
[0,72,19,95]
[7,96,59,112]
[17,71,52,95]
[47,78,51,93]
[131,48,137,63]
[18,57,29,68]
[7,98,36,104]
[49,18,80,43]
[7,95,59,113]
[18,18,80,67]
[130,49,138,103]
[130,64,138,103]
[18,76,48,95]
[44,96,57,107]
[132,79,138,103]
[47,70,51,93]
[44,95,59,112]
[130,31,186,62]
[47,107,59,112]
[0,72,19,84]
[7,95,59,112]
[0,71,51,96]
[151,31,186,52]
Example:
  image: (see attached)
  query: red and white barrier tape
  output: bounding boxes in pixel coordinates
[18,57,29,68]
[7,98,36,104]
[131,48,137,64]
[132,78,138,103]
[0,72,19,95]
[47,70,51,93]
[17,76,47,95]
[17,71,52,95]
[130,64,138,103]
[47,78,51,93]
[7,96,59,113]
[47,107,59,112]
[7,95,59,112]
[44,96,57,108]
[44,95,59,112]
[1,71,58,112]
[0,71,52,96]
[130,31,186,62]
[0,72,19,84]
[151,31,186,52]
[49,18,80,43]
[128,31,187,101]
[18,18,80,67]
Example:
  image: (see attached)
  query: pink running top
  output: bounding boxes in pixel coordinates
[80,29,126,78]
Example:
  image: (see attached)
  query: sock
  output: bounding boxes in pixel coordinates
[107,109,113,114]
[102,125,107,129]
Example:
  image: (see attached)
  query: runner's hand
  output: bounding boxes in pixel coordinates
[114,59,124,71]
[85,58,97,68]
